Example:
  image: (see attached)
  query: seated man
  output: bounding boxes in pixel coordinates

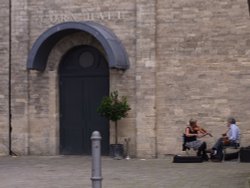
[183,119,209,161]
[211,117,240,161]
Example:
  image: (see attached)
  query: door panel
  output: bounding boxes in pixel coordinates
[59,45,109,155]
[82,77,109,154]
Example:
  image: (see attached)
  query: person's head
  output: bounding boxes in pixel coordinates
[227,117,236,126]
[189,118,197,127]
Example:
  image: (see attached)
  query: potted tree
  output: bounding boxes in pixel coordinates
[97,90,131,159]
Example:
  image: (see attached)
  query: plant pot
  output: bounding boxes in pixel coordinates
[110,144,124,159]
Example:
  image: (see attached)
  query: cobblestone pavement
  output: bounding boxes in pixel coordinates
[0,155,249,188]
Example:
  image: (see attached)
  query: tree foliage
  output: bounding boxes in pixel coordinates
[97,91,131,122]
[97,91,131,144]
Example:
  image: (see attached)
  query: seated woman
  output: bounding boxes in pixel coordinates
[184,119,209,161]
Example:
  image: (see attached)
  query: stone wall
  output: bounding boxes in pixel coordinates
[135,0,157,158]
[11,0,30,155]
[156,0,250,156]
[3,0,250,157]
[0,1,10,155]
[10,0,137,156]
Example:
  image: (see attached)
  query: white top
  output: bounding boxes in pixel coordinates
[227,123,240,143]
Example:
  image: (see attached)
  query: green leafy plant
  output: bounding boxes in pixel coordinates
[97,90,131,144]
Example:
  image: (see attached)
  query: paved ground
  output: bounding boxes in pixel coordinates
[0,155,249,188]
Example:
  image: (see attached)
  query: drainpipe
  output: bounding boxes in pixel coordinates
[8,0,13,156]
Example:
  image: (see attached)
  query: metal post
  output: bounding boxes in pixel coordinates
[91,131,102,188]
[124,138,131,160]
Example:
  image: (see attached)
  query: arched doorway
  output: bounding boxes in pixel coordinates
[59,45,109,155]
[26,21,130,155]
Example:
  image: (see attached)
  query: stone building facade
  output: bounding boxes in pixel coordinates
[0,0,250,158]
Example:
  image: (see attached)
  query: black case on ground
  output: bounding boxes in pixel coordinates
[240,147,250,162]
[224,152,239,161]
[173,155,203,163]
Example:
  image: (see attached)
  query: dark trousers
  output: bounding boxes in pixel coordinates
[212,138,238,160]
[197,142,208,160]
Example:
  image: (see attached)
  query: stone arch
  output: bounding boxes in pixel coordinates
[47,32,105,71]
[27,21,129,71]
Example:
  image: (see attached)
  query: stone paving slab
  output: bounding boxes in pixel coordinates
[0,156,249,188]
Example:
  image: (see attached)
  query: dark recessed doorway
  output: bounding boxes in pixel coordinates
[59,45,109,155]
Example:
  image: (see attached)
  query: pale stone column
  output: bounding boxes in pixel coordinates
[135,0,157,158]
[11,0,30,155]
[0,1,10,155]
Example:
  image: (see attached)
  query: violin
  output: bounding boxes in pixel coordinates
[193,125,213,137]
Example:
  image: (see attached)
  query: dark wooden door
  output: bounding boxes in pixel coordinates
[59,45,109,155]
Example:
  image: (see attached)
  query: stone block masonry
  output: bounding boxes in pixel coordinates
[0,0,249,157]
